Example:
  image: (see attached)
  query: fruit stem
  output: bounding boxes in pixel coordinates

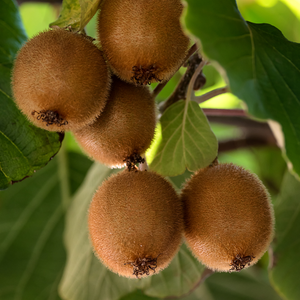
[184,43,198,64]
[185,60,206,104]
[139,154,148,171]
[152,81,168,98]
[193,86,229,104]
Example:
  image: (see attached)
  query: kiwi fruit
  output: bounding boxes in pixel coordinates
[97,0,190,85]
[88,169,183,278]
[12,28,110,132]
[73,77,156,167]
[181,163,274,272]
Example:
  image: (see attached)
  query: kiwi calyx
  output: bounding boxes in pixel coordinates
[125,255,160,278]
[31,110,68,127]
[131,64,162,85]
[123,153,145,171]
[229,254,255,272]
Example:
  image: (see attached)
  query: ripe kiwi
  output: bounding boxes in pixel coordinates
[12,28,110,131]
[97,0,190,85]
[88,169,183,278]
[73,77,156,167]
[181,163,274,272]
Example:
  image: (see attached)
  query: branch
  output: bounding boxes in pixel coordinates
[204,108,278,149]
[193,86,229,104]
[218,135,278,152]
[203,108,248,117]
[159,51,203,113]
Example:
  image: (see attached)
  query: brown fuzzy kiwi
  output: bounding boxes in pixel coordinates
[73,77,156,167]
[97,0,190,85]
[181,163,274,272]
[12,28,110,131]
[88,170,184,278]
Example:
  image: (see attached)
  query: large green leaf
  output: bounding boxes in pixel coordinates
[190,269,282,300]
[184,0,300,177]
[269,172,300,300]
[59,163,205,300]
[0,0,62,190]
[149,101,218,176]
[0,150,92,299]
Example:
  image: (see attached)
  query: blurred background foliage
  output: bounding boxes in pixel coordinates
[3,0,299,299]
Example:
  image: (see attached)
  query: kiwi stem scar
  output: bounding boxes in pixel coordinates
[32,110,68,127]
[229,254,255,272]
[124,254,161,278]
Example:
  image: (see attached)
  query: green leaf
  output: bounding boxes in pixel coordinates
[199,269,282,300]
[184,0,300,177]
[59,163,205,300]
[149,101,218,176]
[0,0,27,66]
[79,0,101,31]
[50,0,81,30]
[0,0,62,190]
[119,290,160,300]
[0,151,92,299]
[269,172,300,300]
[51,0,101,31]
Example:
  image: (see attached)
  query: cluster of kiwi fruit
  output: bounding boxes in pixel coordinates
[11,0,274,279]
[88,160,274,278]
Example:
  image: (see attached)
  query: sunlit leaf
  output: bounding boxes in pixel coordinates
[50,0,81,30]
[79,0,101,30]
[150,101,218,176]
[51,0,101,31]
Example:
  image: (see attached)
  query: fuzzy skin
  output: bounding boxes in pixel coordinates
[98,0,190,84]
[88,170,184,278]
[181,163,274,272]
[12,28,110,131]
[73,77,156,167]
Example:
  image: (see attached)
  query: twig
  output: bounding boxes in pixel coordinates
[186,60,206,102]
[183,43,198,65]
[194,86,228,104]
[153,43,198,99]
[152,81,168,99]
[203,108,248,117]
[218,136,278,152]
[159,52,203,113]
